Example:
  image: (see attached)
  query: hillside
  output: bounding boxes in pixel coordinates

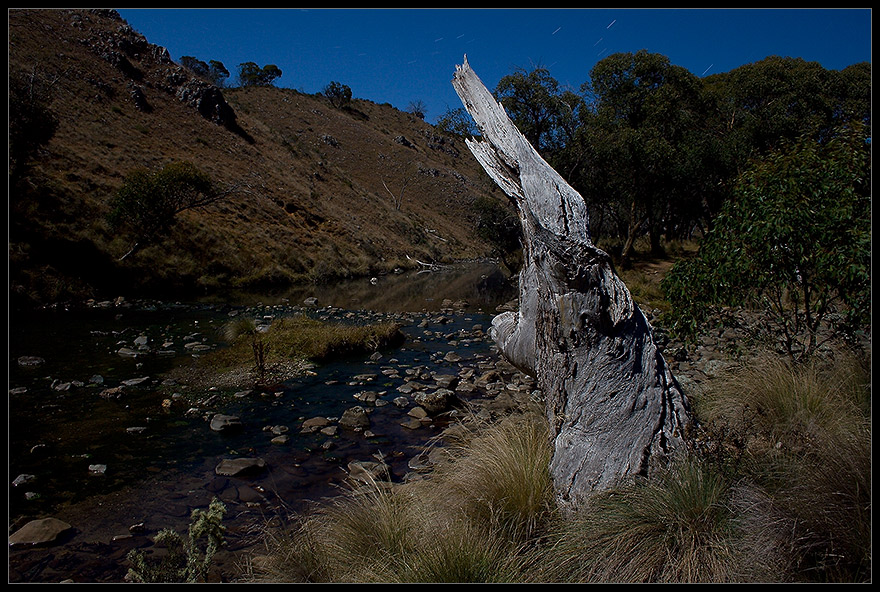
[8,9,510,306]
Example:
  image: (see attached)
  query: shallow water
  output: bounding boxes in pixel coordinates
[8,263,516,582]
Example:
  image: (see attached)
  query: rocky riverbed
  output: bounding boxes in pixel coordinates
[11,276,844,583]
[8,289,546,582]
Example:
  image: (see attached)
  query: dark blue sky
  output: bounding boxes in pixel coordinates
[117,8,872,124]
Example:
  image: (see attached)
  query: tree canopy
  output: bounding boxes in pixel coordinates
[487,52,870,353]
[108,161,223,260]
[323,81,352,109]
[237,62,283,87]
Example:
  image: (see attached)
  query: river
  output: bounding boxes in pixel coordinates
[8,262,517,582]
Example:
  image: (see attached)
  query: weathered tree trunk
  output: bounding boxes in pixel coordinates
[452,56,692,511]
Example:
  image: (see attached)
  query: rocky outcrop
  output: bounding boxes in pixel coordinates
[74,9,243,135]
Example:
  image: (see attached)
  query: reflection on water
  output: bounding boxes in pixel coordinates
[203,261,515,312]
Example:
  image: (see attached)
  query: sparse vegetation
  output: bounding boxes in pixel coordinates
[173,314,405,390]
[127,497,227,583]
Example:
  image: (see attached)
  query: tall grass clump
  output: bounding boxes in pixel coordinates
[692,351,871,582]
[541,459,747,583]
[435,409,555,543]
[245,410,554,583]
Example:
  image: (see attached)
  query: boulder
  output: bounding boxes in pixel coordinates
[414,388,455,415]
[9,517,73,547]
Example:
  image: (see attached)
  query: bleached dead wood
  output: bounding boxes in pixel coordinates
[452,56,692,510]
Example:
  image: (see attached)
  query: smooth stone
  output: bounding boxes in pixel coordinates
[88,464,107,475]
[121,376,150,387]
[400,418,423,430]
[17,356,46,367]
[210,414,242,432]
[301,416,330,433]
[347,460,388,483]
[215,457,267,477]
[9,517,73,546]
[443,351,462,363]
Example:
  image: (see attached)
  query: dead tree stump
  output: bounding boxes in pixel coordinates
[452,56,692,510]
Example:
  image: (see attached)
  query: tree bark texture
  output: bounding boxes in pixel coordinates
[452,56,692,510]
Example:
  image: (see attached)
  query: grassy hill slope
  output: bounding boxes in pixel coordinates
[9,9,509,305]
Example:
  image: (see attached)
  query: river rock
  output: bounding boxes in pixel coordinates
[215,457,267,477]
[443,351,462,363]
[17,356,45,367]
[347,460,388,484]
[88,464,108,476]
[433,374,459,389]
[300,416,331,433]
[12,474,36,487]
[338,406,370,430]
[121,376,150,387]
[414,388,455,415]
[210,414,242,432]
[9,517,73,547]
[400,418,423,430]
[408,406,428,419]
[353,390,379,404]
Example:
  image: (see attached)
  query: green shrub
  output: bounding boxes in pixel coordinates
[127,497,227,583]
[662,125,871,361]
[108,161,221,260]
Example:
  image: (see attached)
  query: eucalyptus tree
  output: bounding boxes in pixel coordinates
[495,66,583,157]
[578,50,715,262]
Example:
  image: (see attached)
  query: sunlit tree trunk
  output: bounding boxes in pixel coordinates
[453,56,692,510]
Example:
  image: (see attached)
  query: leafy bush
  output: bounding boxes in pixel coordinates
[662,125,871,361]
[323,81,352,109]
[108,161,221,259]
